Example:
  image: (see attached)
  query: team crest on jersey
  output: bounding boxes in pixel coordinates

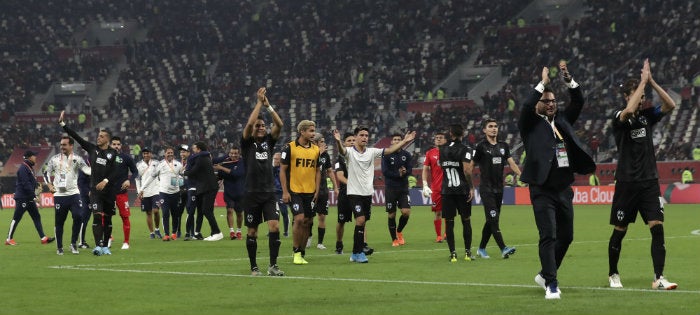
[261,142,269,151]
[401,156,406,161]
[638,115,648,125]
[320,157,326,164]
[499,148,505,155]
[107,153,113,160]
[616,210,625,222]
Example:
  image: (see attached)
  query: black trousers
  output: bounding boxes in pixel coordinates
[529,185,574,287]
[196,190,220,235]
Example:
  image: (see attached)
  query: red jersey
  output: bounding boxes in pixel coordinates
[423,147,443,191]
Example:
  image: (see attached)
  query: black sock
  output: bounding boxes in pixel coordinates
[336,241,343,251]
[462,217,472,251]
[479,223,490,249]
[354,225,364,254]
[318,227,325,244]
[246,235,258,270]
[608,228,626,275]
[268,232,280,266]
[397,214,409,232]
[650,224,666,279]
[388,217,397,240]
[445,219,455,253]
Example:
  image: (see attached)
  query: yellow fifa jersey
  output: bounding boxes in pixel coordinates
[285,140,320,193]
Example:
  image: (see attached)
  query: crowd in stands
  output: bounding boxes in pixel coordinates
[1,0,698,168]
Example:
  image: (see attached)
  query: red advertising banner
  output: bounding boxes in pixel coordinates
[515,184,700,205]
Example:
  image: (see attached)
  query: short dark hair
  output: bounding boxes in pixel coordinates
[390,133,402,139]
[100,129,112,138]
[482,118,498,129]
[621,78,639,97]
[61,136,74,145]
[543,86,554,94]
[111,136,122,143]
[193,141,208,151]
[343,132,354,141]
[354,126,369,135]
[448,124,464,139]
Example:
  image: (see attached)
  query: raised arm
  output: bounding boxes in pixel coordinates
[619,59,650,122]
[333,129,347,157]
[647,60,676,114]
[384,131,416,155]
[243,87,267,140]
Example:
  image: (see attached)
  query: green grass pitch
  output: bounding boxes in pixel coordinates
[1,204,698,314]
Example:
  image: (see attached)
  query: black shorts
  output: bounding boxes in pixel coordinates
[313,191,329,215]
[140,195,161,212]
[244,192,279,227]
[610,180,663,226]
[224,195,243,212]
[384,188,410,213]
[441,194,471,219]
[90,192,116,216]
[480,191,503,222]
[347,195,372,220]
[337,192,352,223]
[289,192,316,218]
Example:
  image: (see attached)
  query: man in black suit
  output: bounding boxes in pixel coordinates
[183,141,222,241]
[517,61,595,300]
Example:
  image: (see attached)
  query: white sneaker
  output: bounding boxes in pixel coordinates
[204,233,224,241]
[534,273,546,290]
[652,276,678,290]
[306,237,312,248]
[609,274,623,288]
[121,242,130,250]
[545,284,561,300]
[107,237,113,248]
[316,243,327,250]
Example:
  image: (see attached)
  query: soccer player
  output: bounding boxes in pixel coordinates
[213,147,246,240]
[241,87,284,276]
[439,124,475,263]
[44,137,90,254]
[308,133,338,250]
[422,132,446,242]
[381,133,412,247]
[473,118,521,259]
[333,133,355,254]
[59,110,120,256]
[333,127,415,263]
[272,152,290,237]
[607,58,677,290]
[518,62,595,299]
[280,120,321,264]
[135,148,162,239]
[108,136,138,249]
[5,150,55,246]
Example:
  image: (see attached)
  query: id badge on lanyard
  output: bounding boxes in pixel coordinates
[555,142,569,168]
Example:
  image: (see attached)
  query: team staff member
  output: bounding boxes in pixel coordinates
[241,87,284,276]
[422,132,446,242]
[178,145,198,240]
[109,136,138,249]
[44,136,90,254]
[5,150,55,246]
[213,147,246,240]
[518,62,595,299]
[183,142,222,241]
[136,148,162,239]
[59,110,120,256]
[381,133,412,247]
[473,118,520,259]
[273,152,290,237]
[333,133,355,254]
[144,146,184,241]
[607,58,677,290]
[280,120,321,265]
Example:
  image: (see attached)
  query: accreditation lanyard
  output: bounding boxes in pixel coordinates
[57,153,73,188]
[547,118,569,168]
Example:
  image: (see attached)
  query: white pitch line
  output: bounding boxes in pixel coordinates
[49,264,700,294]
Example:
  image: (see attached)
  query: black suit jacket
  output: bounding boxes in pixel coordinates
[183,151,219,195]
[517,85,595,186]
